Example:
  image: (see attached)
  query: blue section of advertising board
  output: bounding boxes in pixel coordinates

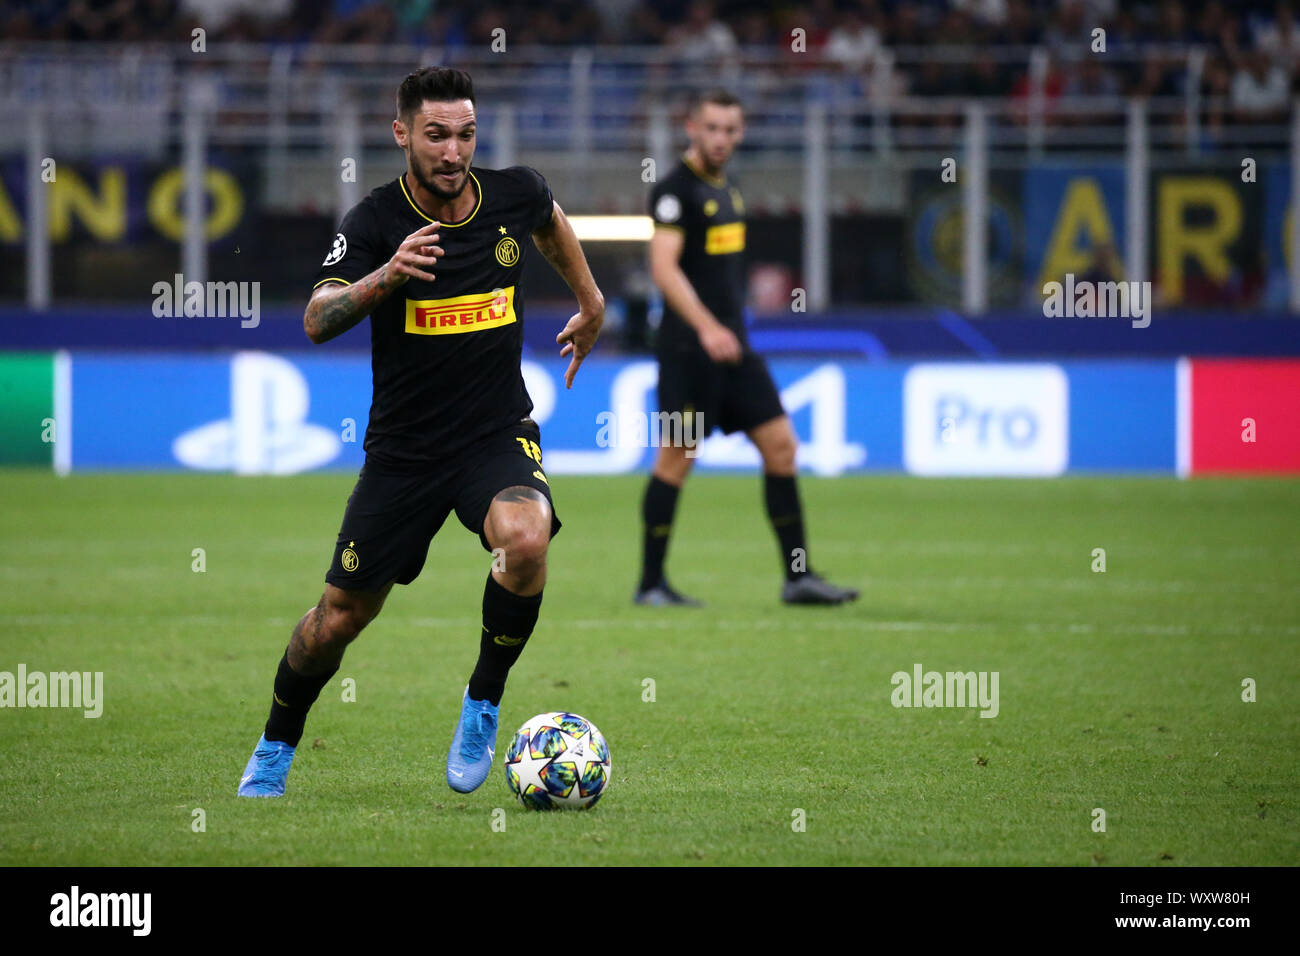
[66,354,1177,475]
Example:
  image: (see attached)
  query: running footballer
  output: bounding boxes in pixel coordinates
[636,89,857,607]
[238,67,604,797]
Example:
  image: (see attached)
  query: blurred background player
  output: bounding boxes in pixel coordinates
[635,89,859,607]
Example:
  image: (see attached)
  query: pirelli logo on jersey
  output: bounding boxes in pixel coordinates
[704,221,745,255]
[405,285,517,335]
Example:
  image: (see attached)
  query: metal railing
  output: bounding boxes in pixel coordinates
[3,41,1296,158]
[4,42,1299,312]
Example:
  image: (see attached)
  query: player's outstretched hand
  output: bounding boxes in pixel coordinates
[699,321,743,364]
[556,302,604,389]
[386,222,443,286]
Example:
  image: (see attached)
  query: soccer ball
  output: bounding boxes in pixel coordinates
[504,711,611,810]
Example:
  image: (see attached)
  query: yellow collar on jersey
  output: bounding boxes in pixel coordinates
[400,170,483,228]
[682,152,727,188]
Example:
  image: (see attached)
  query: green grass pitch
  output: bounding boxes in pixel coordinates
[1,469,1297,866]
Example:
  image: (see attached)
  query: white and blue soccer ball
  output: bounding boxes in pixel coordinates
[504,711,611,810]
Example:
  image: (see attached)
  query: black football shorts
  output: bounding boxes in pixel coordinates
[656,346,786,438]
[324,418,560,593]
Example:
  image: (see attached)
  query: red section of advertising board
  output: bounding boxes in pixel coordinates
[1191,360,1300,473]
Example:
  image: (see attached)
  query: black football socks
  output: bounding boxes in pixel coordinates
[639,475,681,592]
[764,473,809,582]
[264,650,338,747]
[468,572,543,706]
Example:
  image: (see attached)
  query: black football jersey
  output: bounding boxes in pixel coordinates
[313,166,554,471]
[648,157,748,354]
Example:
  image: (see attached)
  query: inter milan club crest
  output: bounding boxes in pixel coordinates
[341,541,359,572]
[495,234,520,267]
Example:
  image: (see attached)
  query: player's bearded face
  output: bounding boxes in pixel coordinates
[688,104,744,171]
[413,146,471,200]
[402,99,476,201]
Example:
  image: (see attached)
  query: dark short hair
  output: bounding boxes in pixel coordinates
[397,67,475,121]
[688,88,742,114]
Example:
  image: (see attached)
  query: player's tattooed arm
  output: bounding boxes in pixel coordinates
[533,201,605,388]
[304,222,443,344]
[305,268,394,344]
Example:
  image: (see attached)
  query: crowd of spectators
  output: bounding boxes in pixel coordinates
[4,1,1298,139]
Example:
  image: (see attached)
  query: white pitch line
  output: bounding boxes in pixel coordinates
[3,615,1295,640]
[676,572,1295,594]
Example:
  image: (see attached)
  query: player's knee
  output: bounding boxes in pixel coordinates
[487,487,551,571]
[762,433,797,472]
[655,444,693,484]
[497,519,550,571]
[321,596,377,644]
[672,453,696,482]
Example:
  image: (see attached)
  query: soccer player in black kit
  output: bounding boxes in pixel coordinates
[636,89,858,607]
[238,68,604,797]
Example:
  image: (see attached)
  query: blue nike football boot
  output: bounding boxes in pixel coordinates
[446,687,499,793]
[237,733,296,797]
